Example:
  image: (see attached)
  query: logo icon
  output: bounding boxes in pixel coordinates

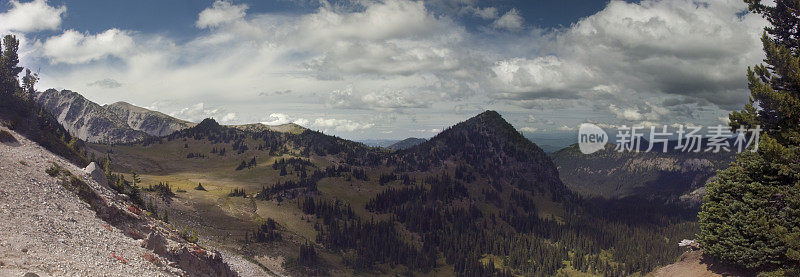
[578,123,607,154]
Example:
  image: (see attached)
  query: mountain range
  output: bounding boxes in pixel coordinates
[81,104,696,275]
[551,142,734,207]
[3,88,706,276]
[34,89,196,143]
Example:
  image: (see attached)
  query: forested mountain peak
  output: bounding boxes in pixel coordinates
[196,118,222,129]
[418,110,540,151]
[395,110,565,197]
[428,110,540,153]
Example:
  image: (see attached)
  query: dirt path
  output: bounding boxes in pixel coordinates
[648,250,751,277]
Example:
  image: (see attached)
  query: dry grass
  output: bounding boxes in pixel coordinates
[85,137,428,275]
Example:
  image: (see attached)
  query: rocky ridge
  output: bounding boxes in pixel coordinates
[551,143,734,206]
[34,89,194,143]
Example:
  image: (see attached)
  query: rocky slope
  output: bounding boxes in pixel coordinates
[0,126,243,276]
[34,89,194,143]
[105,101,196,137]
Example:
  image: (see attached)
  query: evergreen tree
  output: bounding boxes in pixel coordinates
[236,160,247,170]
[21,68,38,95]
[0,35,23,94]
[131,171,141,187]
[699,0,800,273]
[103,155,112,178]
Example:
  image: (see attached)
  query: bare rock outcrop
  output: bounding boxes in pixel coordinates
[0,126,238,276]
[144,232,236,277]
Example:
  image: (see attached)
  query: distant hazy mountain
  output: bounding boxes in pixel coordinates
[524,132,577,154]
[535,144,563,154]
[233,123,306,134]
[551,142,734,206]
[357,139,399,148]
[34,89,195,143]
[386,137,426,150]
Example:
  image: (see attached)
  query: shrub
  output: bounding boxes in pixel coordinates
[228,188,246,197]
[144,182,175,198]
[127,205,141,215]
[180,229,199,244]
[0,130,16,143]
[46,164,60,177]
[45,162,68,177]
[110,252,127,264]
[141,253,161,266]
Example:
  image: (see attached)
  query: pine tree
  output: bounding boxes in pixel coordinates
[699,0,800,273]
[236,160,247,170]
[21,68,38,95]
[0,35,23,95]
[103,155,112,178]
[131,171,141,189]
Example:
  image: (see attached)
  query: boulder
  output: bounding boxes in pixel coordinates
[83,162,108,187]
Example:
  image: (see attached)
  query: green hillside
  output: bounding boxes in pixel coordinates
[88,112,698,276]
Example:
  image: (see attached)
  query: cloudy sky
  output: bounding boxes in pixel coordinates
[0,0,767,141]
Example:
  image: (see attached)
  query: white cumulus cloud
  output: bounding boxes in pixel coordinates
[43,29,134,64]
[261,113,292,125]
[492,8,523,30]
[22,0,772,138]
[557,125,575,131]
[0,0,65,33]
[196,1,248,29]
[312,118,374,132]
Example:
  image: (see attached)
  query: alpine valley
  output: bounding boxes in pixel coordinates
[2,88,707,276]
